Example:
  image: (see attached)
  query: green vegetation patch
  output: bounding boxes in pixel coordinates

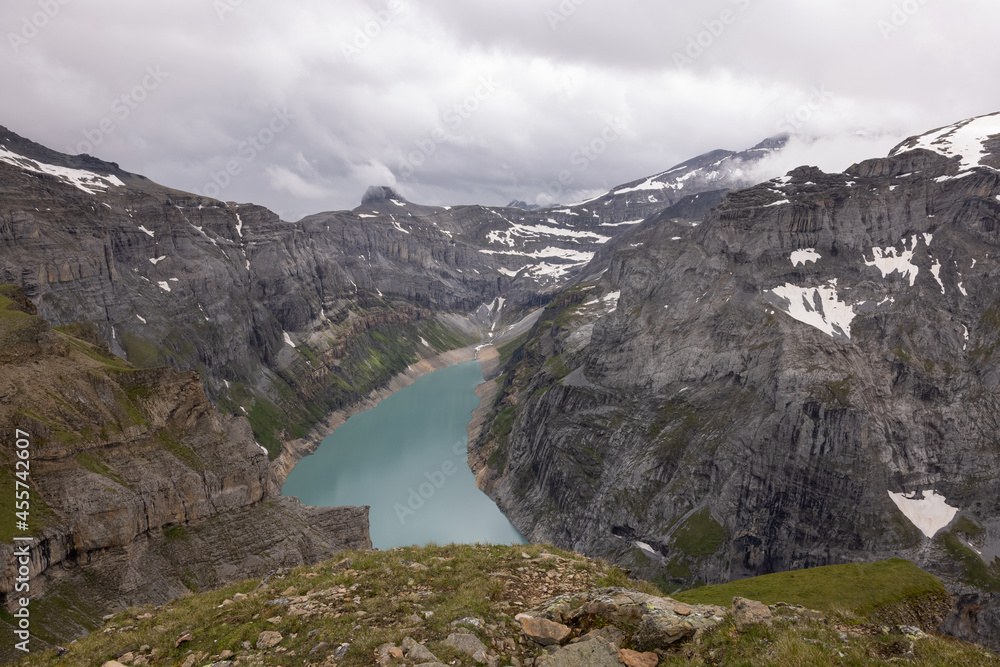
[496,332,529,366]
[120,332,162,368]
[671,507,725,557]
[676,559,946,616]
[156,429,206,473]
[936,531,1000,593]
[75,453,131,489]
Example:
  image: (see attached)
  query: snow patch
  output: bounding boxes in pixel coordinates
[0,147,126,195]
[767,280,856,339]
[865,236,920,286]
[894,113,1000,173]
[887,490,959,539]
[635,541,656,555]
[791,249,822,267]
[149,256,167,265]
[138,226,155,238]
[931,260,945,294]
[157,281,171,292]
[136,315,147,324]
[283,332,296,348]
[600,220,643,227]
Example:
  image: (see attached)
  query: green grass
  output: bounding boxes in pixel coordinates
[672,507,725,557]
[75,453,131,489]
[15,547,995,667]
[15,544,630,667]
[953,516,984,538]
[120,332,162,368]
[936,532,1000,593]
[155,429,206,473]
[676,559,946,617]
[0,457,58,542]
[496,332,529,366]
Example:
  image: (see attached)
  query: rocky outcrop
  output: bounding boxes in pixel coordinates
[0,286,370,655]
[0,124,785,468]
[473,113,1000,611]
[943,594,1000,652]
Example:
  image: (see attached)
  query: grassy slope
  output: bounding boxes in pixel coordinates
[14,548,997,667]
[675,559,946,617]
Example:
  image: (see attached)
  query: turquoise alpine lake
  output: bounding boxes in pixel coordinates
[281,360,526,550]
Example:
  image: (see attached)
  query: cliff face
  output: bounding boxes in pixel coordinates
[473,114,1000,603]
[0,286,369,656]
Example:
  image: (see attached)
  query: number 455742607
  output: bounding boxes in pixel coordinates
[14,429,31,528]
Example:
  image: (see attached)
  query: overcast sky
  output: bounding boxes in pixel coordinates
[1,0,998,220]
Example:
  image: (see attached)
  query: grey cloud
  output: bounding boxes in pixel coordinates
[1,0,998,220]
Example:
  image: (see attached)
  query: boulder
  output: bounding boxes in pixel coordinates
[535,636,622,666]
[256,631,283,649]
[732,598,772,629]
[520,616,573,646]
[444,632,489,657]
[402,636,440,662]
[618,648,659,667]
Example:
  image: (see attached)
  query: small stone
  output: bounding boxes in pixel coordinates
[389,646,405,659]
[618,648,660,667]
[403,636,440,662]
[220,599,233,607]
[282,586,296,595]
[266,616,282,624]
[136,613,153,620]
[175,633,193,647]
[118,652,134,664]
[445,632,489,656]
[732,597,772,629]
[673,603,692,616]
[138,645,150,653]
[898,625,930,640]
[333,642,350,660]
[233,593,248,601]
[452,616,485,628]
[219,650,233,659]
[180,656,196,667]
[522,552,532,559]
[256,631,283,649]
[520,617,573,646]
[309,641,329,655]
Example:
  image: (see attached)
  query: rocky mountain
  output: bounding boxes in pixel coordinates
[0,125,782,463]
[0,285,369,660]
[0,122,789,655]
[470,113,1000,639]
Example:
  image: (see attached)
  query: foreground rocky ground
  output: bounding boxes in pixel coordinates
[12,545,999,667]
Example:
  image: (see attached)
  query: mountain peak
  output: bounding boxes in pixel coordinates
[361,185,406,206]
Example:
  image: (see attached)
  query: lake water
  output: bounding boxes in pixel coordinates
[281,360,526,550]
